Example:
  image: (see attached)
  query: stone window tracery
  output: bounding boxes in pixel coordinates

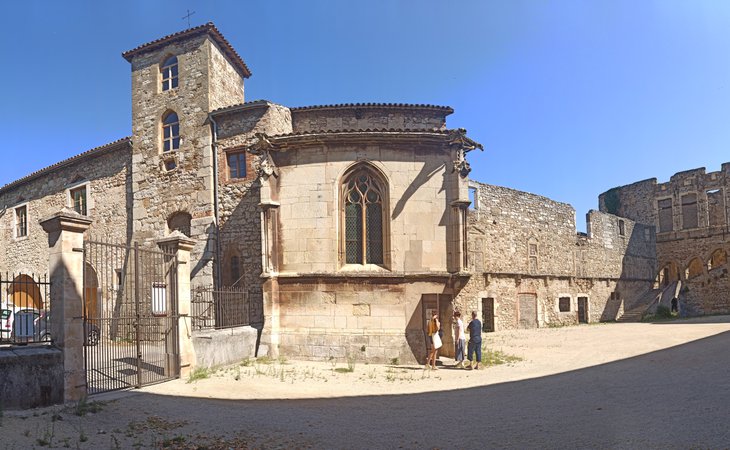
[342,166,386,266]
[528,239,538,273]
[161,56,178,91]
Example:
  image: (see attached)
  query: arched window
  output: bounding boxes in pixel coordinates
[161,56,178,91]
[167,212,192,237]
[685,257,704,279]
[343,166,386,265]
[162,112,180,152]
[708,249,727,271]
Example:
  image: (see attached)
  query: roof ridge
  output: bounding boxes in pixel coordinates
[290,102,453,112]
[0,137,132,195]
[122,22,251,78]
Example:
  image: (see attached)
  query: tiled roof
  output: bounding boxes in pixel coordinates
[122,22,251,78]
[0,137,131,195]
[210,99,274,115]
[269,128,450,139]
[290,103,454,113]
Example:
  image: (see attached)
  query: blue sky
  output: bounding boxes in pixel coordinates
[1,1,729,231]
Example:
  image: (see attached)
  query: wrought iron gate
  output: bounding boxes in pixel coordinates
[83,240,179,394]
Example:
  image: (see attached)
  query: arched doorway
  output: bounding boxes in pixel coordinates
[11,274,43,310]
[84,263,100,323]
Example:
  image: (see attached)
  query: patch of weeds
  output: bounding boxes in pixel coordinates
[160,435,186,448]
[642,305,676,322]
[234,365,241,381]
[255,355,276,365]
[110,434,121,450]
[334,367,354,374]
[389,357,399,365]
[240,358,253,367]
[481,347,523,366]
[72,397,104,416]
[79,430,88,443]
[278,355,288,364]
[186,367,211,383]
[51,413,63,422]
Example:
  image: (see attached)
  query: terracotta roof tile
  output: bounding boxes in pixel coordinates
[269,128,450,138]
[210,99,274,115]
[122,22,251,78]
[290,103,453,113]
[0,137,131,195]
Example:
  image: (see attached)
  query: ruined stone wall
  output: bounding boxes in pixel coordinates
[456,181,655,330]
[600,163,730,315]
[0,145,131,276]
[291,105,449,133]
[128,35,246,287]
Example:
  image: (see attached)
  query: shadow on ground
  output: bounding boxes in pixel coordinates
[98,329,730,449]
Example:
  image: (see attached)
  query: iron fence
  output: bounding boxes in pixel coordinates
[191,285,261,330]
[0,272,51,345]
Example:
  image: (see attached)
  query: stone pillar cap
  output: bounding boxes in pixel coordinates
[157,231,196,251]
[39,209,93,233]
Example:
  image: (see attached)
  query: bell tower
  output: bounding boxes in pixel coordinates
[122,23,251,285]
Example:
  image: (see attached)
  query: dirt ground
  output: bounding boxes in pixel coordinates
[3,316,730,449]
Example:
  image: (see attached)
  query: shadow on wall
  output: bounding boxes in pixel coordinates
[600,221,657,321]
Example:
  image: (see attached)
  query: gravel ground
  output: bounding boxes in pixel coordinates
[2,316,730,449]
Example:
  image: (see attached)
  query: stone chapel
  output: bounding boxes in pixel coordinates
[1,23,671,364]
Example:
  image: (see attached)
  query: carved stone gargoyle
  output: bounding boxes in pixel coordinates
[448,128,483,178]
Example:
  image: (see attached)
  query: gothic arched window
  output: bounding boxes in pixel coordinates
[162,112,180,152]
[161,55,178,91]
[343,167,386,265]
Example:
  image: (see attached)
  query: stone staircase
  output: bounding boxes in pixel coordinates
[616,306,648,322]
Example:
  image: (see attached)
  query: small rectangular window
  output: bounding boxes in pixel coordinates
[681,193,698,229]
[558,297,571,312]
[658,198,673,232]
[70,186,87,215]
[227,152,247,179]
[618,219,625,237]
[151,282,167,316]
[15,205,27,238]
[468,186,478,210]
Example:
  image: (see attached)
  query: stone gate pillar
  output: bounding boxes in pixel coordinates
[157,233,196,377]
[40,210,92,403]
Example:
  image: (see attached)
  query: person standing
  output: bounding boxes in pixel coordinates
[453,311,466,368]
[466,311,482,370]
[426,311,441,370]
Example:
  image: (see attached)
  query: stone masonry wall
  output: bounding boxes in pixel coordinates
[128,34,245,287]
[0,144,131,277]
[600,163,730,315]
[455,181,656,331]
[291,105,449,133]
[214,103,292,311]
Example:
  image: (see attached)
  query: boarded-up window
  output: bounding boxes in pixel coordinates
[558,297,571,312]
[168,212,192,237]
[658,198,673,232]
[707,189,725,227]
[528,242,538,273]
[681,193,698,229]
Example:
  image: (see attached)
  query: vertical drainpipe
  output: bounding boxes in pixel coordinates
[208,113,223,289]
